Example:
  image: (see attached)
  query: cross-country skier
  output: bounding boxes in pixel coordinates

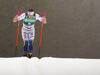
[13,8,47,58]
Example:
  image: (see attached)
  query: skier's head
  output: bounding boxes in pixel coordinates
[28,8,34,18]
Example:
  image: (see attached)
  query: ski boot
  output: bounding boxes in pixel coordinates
[22,54,27,57]
[28,53,32,58]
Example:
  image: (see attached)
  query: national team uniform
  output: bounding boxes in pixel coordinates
[17,12,43,55]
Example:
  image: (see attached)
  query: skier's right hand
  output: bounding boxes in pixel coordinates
[17,9,21,16]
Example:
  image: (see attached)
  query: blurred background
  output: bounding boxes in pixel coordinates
[0,0,100,58]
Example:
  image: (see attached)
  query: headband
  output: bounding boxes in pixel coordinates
[28,11,34,15]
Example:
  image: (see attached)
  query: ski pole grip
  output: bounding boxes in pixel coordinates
[17,9,21,16]
[42,10,46,16]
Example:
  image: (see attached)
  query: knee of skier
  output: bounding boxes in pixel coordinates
[25,40,28,46]
[29,40,33,53]
[29,40,33,46]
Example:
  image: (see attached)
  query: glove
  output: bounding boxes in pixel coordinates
[17,9,21,16]
[42,10,46,16]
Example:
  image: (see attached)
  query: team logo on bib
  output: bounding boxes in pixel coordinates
[23,18,36,23]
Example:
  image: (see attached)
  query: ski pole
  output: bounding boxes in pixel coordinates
[38,10,45,58]
[15,9,21,57]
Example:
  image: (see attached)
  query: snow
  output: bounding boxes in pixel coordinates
[0,57,100,75]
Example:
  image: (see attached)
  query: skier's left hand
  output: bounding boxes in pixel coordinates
[42,10,46,16]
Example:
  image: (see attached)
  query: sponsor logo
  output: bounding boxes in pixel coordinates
[23,18,36,23]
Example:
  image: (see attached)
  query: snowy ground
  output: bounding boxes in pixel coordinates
[0,57,100,75]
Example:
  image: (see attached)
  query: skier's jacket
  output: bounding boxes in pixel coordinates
[17,12,43,29]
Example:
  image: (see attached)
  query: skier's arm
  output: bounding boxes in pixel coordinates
[13,10,21,22]
[13,15,18,22]
[36,13,47,24]
[13,13,25,23]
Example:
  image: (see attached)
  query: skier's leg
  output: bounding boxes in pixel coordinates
[29,40,33,53]
[23,40,28,54]
[28,40,33,58]
[28,28,35,58]
[22,27,28,56]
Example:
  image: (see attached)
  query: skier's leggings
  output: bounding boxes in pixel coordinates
[23,40,33,54]
[22,27,35,54]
